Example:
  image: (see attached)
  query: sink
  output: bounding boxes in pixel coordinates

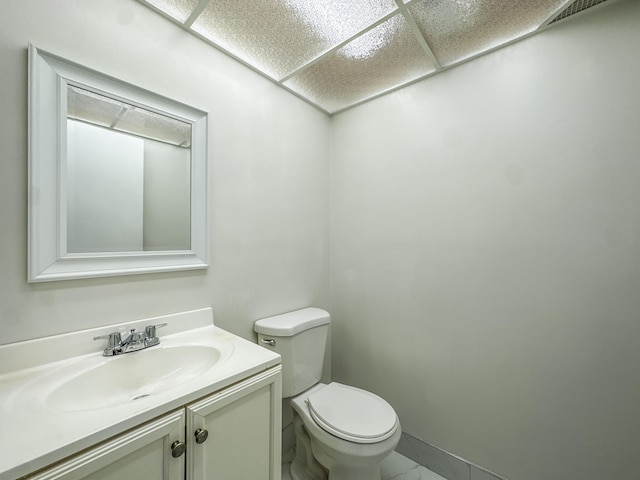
[47,345,222,411]
[0,308,284,480]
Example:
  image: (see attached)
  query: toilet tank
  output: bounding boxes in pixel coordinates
[254,308,330,397]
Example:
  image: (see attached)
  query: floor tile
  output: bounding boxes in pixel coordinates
[281,451,446,480]
[381,452,448,480]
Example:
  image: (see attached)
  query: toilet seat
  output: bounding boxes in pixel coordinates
[306,382,398,444]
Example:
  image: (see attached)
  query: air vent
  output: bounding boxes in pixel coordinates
[549,0,610,24]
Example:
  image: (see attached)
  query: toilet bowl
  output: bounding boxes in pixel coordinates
[290,382,401,480]
[254,308,401,480]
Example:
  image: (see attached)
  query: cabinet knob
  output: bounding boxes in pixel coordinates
[194,428,209,444]
[171,440,186,458]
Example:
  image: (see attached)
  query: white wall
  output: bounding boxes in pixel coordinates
[330,1,640,480]
[2,1,639,479]
[0,0,330,344]
[143,139,191,251]
[67,120,144,253]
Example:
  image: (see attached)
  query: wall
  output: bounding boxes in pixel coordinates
[2,1,639,478]
[144,139,191,251]
[67,120,144,253]
[0,0,330,345]
[330,1,640,480]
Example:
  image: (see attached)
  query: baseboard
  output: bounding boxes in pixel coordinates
[396,433,508,480]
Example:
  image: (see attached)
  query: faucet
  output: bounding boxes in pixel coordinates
[94,323,167,356]
[120,328,146,353]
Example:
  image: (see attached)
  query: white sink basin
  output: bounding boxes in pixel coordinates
[47,345,222,411]
[0,308,282,480]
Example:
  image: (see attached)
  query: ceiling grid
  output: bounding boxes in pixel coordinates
[396,0,442,70]
[138,0,616,115]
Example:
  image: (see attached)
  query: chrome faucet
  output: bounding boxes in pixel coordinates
[120,328,146,353]
[94,323,167,356]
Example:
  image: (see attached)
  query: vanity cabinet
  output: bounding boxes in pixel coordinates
[25,367,281,480]
[186,367,281,480]
[26,411,186,480]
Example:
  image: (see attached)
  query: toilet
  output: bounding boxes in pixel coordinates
[254,308,401,480]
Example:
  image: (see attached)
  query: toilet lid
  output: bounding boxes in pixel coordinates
[306,382,398,443]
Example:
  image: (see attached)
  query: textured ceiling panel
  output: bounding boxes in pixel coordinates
[190,0,398,79]
[284,14,437,113]
[138,0,614,114]
[116,108,192,147]
[145,0,199,23]
[67,86,191,146]
[408,0,569,66]
[67,86,125,128]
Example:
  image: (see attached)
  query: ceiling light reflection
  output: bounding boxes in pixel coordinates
[339,15,401,60]
[282,0,398,60]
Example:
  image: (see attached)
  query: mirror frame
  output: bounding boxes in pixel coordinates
[28,45,208,282]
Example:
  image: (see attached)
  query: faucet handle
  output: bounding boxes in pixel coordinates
[93,331,122,345]
[144,323,167,347]
[129,329,145,342]
[93,332,122,356]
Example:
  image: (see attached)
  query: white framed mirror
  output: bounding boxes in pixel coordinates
[28,45,208,282]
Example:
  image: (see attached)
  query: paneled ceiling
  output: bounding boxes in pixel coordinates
[138,0,612,115]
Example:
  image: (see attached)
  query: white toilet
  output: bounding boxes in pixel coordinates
[254,308,401,480]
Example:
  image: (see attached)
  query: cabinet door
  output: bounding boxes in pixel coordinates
[26,410,185,480]
[186,366,282,480]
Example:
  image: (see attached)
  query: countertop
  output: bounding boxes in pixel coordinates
[0,308,280,480]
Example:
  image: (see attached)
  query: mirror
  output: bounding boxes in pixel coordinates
[66,86,192,253]
[28,45,208,282]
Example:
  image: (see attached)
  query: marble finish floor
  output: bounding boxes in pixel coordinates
[282,450,446,480]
